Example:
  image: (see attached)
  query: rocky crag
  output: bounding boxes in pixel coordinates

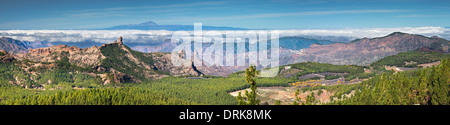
[10,37,203,84]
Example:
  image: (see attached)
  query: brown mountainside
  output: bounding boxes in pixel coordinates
[289,32,449,66]
[0,37,30,54]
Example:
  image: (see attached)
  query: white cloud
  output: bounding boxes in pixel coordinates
[0,30,174,43]
[0,27,448,44]
[276,26,448,38]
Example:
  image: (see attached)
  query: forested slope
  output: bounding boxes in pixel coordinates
[332,59,449,105]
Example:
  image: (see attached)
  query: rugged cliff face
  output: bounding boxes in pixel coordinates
[12,37,203,84]
[25,44,105,67]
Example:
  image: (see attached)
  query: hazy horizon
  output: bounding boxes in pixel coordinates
[1,0,450,30]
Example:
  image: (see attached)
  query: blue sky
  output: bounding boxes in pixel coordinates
[1,0,450,30]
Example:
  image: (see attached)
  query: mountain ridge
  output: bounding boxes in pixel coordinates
[288,32,450,66]
[11,37,203,84]
[0,37,30,54]
[2,32,449,77]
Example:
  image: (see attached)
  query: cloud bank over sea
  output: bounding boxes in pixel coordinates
[1,27,449,44]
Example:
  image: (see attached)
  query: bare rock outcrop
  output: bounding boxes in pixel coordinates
[25,44,105,67]
[0,50,15,63]
[151,50,204,76]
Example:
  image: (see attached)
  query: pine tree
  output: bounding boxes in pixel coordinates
[292,89,300,105]
[236,65,260,105]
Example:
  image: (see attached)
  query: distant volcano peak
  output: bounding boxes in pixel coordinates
[387,32,409,36]
[139,21,158,26]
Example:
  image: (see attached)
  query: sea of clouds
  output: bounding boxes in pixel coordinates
[0,27,449,44]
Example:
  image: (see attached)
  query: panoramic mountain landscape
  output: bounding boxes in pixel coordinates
[0,29,448,105]
[0,0,449,116]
